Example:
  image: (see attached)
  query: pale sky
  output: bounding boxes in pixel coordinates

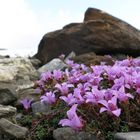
[0,0,140,56]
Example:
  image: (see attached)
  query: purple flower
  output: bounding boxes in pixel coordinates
[99,96,121,117]
[114,86,134,102]
[132,58,140,66]
[40,71,52,81]
[59,104,83,130]
[136,88,140,95]
[36,57,140,131]
[104,89,114,101]
[105,66,121,80]
[85,88,104,105]
[135,76,140,88]
[74,88,85,104]
[59,94,77,106]
[55,82,74,95]
[133,76,140,95]
[80,64,89,72]
[119,59,132,67]
[66,60,80,69]
[65,68,70,77]
[53,70,63,81]
[88,74,102,86]
[123,73,133,89]
[133,77,140,88]
[20,98,33,110]
[40,91,56,104]
[79,74,90,82]
[91,65,104,76]
[112,77,125,90]
[76,83,90,95]
[36,80,45,87]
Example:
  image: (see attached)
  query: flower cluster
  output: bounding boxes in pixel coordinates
[20,98,33,111]
[36,58,140,131]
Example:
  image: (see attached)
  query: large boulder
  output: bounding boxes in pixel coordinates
[31,101,51,115]
[0,84,17,105]
[0,57,38,91]
[0,57,39,106]
[34,8,140,65]
[0,118,28,139]
[0,57,37,82]
[0,105,16,118]
[38,58,67,74]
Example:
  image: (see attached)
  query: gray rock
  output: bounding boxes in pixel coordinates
[0,57,38,96]
[29,70,39,81]
[0,118,28,139]
[0,57,36,82]
[0,55,9,59]
[65,51,76,61]
[15,81,35,93]
[53,127,97,140]
[0,55,5,59]
[0,105,16,118]
[30,58,41,69]
[114,132,140,140]
[15,113,23,121]
[31,101,51,115]
[38,58,67,74]
[0,134,11,140]
[17,88,40,106]
[111,54,127,60]
[0,84,17,105]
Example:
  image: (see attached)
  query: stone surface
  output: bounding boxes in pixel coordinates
[0,135,9,140]
[65,51,76,61]
[0,57,36,82]
[0,57,39,95]
[38,58,67,74]
[31,101,51,115]
[28,70,39,81]
[0,84,17,105]
[0,55,10,59]
[114,132,140,140]
[34,8,140,65]
[30,58,41,69]
[53,127,97,140]
[0,118,28,139]
[72,52,114,65]
[16,88,40,106]
[84,7,123,22]
[0,105,16,118]
[15,113,23,122]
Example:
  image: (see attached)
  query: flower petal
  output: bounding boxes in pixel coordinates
[112,109,121,117]
[100,107,107,113]
[98,100,108,107]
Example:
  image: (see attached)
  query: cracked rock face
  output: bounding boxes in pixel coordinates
[0,105,16,118]
[0,84,17,105]
[0,118,28,139]
[38,58,67,74]
[0,57,36,82]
